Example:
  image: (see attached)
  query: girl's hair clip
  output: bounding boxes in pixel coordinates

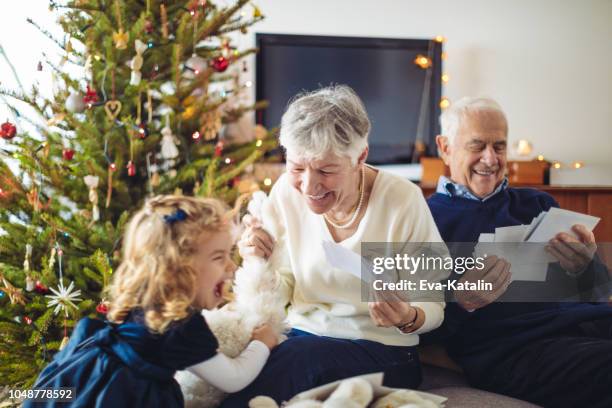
[164,208,188,225]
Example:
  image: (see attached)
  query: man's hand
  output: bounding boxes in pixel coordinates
[454,255,511,310]
[546,224,596,275]
[238,214,274,260]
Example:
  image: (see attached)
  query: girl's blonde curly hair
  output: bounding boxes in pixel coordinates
[106,194,242,334]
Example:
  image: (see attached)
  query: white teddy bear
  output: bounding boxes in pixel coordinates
[175,191,288,407]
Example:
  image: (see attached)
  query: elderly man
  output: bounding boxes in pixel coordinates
[425,97,612,408]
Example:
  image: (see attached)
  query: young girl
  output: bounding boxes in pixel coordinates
[25,195,278,407]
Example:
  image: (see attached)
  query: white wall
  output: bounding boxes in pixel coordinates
[246,0,612,185]
[2,1,610,185]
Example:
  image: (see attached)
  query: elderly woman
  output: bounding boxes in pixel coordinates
[221,85,444,406]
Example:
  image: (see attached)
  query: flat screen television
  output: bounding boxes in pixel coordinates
[255,33,443,164]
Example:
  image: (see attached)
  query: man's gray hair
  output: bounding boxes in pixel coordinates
[439,97,507,144]
[279,85,371,165]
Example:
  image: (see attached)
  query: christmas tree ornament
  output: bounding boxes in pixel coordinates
[96,301,109,314]
[252,3,263,18]
[191,131,201,141]
[48,246,57,271]
[24,316,33,325]
[212,56,229,72]
[46,280,82,316]
[137,123,149,139]
[65,90,86,113]
[26,276,35,292]
[84,55,93,75]
[200,109,222,140]
[151,169,160,187]
[104,100,122,121]
[112,0,128,49]
[59,336,70,350]
[23,244,33,272]
[254,124,267,140]
[0,120,17,139]
[130,40,147,85]
[127,160,136,176]
[146,88,153,123]
[144,19,154,34]
[160,3,168,39]
[184,54,207,78]
[160,115,179,160]
[83,175,100,222]
[0,274,27,305]
[215,140,224,157]
[34,280,49,295]
[62,148,75,161]
[83,85,99,106]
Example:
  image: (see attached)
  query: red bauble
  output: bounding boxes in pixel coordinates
[62,148,75,161]
[0,121,17,139]
[83,85,99,105]
[137,123,149,139]
[127,160,136,176]
[214,141,224,157]
[212,56,229,73]
[35,280,48,294]
[96,302,109,314]
[144,20,154,34]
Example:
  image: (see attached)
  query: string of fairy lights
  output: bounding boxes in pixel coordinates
[413,35,585,171]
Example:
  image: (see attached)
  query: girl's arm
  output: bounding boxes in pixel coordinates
[186,340,269,393]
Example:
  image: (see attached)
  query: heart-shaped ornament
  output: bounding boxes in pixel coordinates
[104,100,122,121]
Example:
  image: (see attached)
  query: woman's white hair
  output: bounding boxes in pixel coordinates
[439,97,507,144]
[279,85,371,165]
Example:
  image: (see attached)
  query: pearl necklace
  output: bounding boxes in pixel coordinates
[324,165,366,229]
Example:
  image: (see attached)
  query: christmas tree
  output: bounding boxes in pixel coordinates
[0,0,276,387]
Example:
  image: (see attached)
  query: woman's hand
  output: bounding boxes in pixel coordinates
[368,293,418,331]
[238,215,275,260]
[251,323,278,350]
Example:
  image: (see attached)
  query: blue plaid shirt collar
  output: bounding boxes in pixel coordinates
[436,176,508,202]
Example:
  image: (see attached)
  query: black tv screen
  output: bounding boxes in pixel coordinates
[256,34,442,164]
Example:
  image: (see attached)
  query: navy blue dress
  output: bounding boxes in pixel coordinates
[25,311,218,408]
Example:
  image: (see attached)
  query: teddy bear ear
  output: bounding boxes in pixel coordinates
[248,395,279,408]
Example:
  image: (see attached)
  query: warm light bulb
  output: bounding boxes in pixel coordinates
[440,97,450,109]
[192,131,201,140]
[109,163,117,171]
[442,73,450,83]
[537,155,545,161]
[414,55,432,69]
[255,139,263,147]
[515,139,533,156]
[572,161,583,169]
[245,80,253,88]
[435,35,446,43]
[441,52,448,61]
[264,178,272,186]
[553,162,562,169]
[225,158,231,164]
